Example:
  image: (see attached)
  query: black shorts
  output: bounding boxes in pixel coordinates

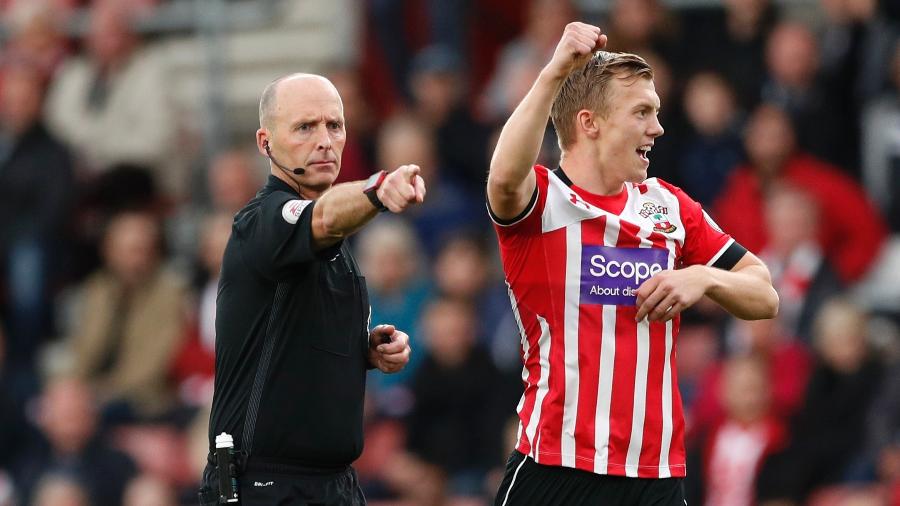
[198,462,366,506]
[493,451,686,506]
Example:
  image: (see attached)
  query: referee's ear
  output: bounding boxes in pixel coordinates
[256,128,270,158]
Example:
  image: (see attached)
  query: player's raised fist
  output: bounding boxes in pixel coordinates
[546,22,608,79]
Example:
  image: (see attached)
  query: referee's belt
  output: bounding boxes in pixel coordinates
[208,452,350,476]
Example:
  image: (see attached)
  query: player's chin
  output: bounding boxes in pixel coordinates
[626,169,648,183]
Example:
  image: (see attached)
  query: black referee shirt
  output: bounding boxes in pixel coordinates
[209,175,370,469]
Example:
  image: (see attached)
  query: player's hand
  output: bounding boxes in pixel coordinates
[544,22,608,80]
[634,266,711,322]
[368,324,411,374]
[377,165,427,213]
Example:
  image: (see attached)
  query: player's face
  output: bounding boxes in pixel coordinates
[595,77,664,183]
[269,77,347,193]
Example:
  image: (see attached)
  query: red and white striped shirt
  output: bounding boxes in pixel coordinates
[491,165,739,479]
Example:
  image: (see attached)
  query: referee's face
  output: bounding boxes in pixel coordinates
[594,77,663,184]
[270,77,347,195]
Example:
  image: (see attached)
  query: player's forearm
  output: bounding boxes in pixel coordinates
[312,181,378,247]
[703,264,779,320]
[488,70,566,193]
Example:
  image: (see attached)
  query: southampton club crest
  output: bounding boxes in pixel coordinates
[639,201,678,234]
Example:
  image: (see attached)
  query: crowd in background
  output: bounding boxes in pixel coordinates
[0,0,898,505]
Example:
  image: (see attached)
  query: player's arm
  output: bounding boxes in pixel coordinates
[487,22,607,220]
[704,252,779,320]
[635,251,779,322]
[310,165,426,249]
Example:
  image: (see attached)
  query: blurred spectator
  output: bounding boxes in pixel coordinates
[0,325,29,473]
[404,298,506,499]
[761,21,849,170]
[432,234,516,358]
[676,323,722,414]
[409,45,492,193]
[819,0,900,124]
[0,59,73,402]
[12,376,137,506]
[30,472,91,506]
[641,51,687,187]
[760,185,843,341]
[368,0,472,101]
[681,0,778,109]
[88,164,160,216]
[44,0,180,196]
[67,211,187,420]
[481,0,573,122]
[860,39,900,230]
[170,212,231,407]
[714,103,887,283]
[357,217,430,410]
[757,299,884,503]
[179,405,212,503]
[603,0,681,65]
[123,474,178,506]
[206,149,262,214]
[169,149,260,271]
[375,114,482,256]
[1,0,70,77]
[0,471,12,506]
[700,356,788,506]
[689,318,812,449]
[679,71,745,206]
[864,359,900,500]
[328,66,377,183]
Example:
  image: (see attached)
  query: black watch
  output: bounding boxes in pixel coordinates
[363,170,389,212]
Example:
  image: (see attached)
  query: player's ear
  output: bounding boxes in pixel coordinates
[577,109,600,140]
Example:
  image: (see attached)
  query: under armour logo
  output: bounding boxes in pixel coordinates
[569,193,590,210]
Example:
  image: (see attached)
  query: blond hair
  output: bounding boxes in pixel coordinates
[550,51,653,150]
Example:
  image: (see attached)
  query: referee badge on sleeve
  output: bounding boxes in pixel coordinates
[282,199,311,224]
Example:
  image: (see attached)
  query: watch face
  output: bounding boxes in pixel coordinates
[365,171,386,192]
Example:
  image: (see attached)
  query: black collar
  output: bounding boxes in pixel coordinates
[552,166,574,187]
[262,174,301,197]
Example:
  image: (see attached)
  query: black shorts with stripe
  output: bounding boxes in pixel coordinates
[494,451,687,506]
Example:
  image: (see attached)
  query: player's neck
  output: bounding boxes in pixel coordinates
[560,150,626,196]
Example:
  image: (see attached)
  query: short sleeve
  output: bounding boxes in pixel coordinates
[488,165,549,237]
[662,180,744,269]
[234,192,341,278]
[489,166,551,288]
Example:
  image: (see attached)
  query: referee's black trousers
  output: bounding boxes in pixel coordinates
[494,451,687,506]
[199,462,366,506]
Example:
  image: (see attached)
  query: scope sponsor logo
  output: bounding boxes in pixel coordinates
[580,245,667,305]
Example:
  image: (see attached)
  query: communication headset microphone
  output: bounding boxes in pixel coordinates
[264,140,305,175]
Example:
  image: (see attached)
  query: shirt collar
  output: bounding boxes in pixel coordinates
[263,174,301,197]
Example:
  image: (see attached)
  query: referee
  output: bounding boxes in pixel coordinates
[199,74,423,505]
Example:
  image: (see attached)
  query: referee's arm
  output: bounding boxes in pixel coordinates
[311,166,425,249]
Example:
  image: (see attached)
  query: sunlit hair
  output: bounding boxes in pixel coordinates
[550,51,653,150]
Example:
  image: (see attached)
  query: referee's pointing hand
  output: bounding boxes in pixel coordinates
[377,165,427,213]
[368,324,411,374]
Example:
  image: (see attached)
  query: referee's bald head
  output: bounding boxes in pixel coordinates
[258,73,341,130]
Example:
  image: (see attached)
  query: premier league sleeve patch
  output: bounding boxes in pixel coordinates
[581,246,668,305]
[281,199,311,224]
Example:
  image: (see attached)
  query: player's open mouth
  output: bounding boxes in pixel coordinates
[636,145,652,161]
